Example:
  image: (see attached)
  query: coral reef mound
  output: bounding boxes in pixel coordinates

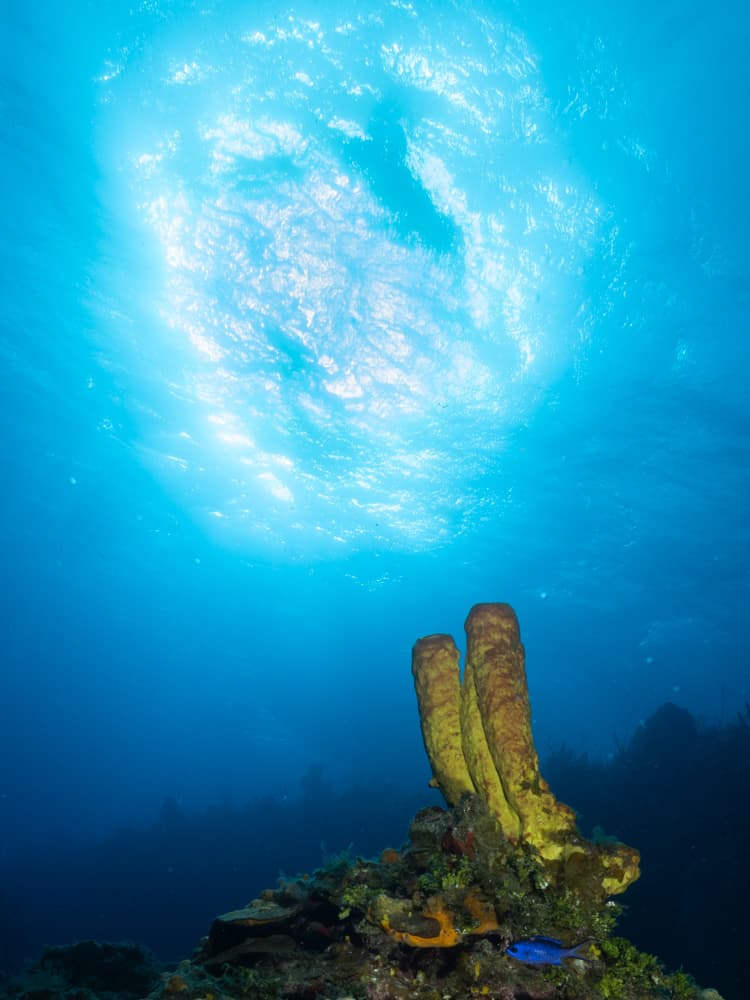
[0,603,728,1000]
[134,602,723,1000]
[134,794,721,1000]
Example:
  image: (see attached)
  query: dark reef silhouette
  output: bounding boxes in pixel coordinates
[0,704,747,999]
[0,771,431,976]
[543,701,749,999]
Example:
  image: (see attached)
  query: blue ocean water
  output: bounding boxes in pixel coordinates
[0,0,748,985]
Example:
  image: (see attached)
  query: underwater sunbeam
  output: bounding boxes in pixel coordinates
[99,4,606,555]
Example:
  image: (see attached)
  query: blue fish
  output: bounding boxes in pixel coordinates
[505,935,591,966]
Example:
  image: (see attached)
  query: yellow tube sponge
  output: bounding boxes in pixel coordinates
[412,633,476,805]
[411,602,640,897]
[460,657,522,841]
[464,603,578,863]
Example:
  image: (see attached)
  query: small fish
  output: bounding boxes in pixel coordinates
[505,935,591,966]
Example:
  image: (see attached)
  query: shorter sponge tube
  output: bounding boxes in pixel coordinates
[412,633,476,805]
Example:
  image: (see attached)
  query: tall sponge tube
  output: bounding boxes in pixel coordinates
[465,603,577,862]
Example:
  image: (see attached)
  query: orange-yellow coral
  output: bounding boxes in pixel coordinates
[379,897,461,948]
[376,889,499,948]
[463,889,501,935]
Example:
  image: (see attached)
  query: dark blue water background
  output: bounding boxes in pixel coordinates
[1,0,747,883]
